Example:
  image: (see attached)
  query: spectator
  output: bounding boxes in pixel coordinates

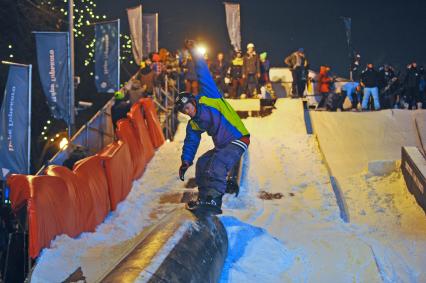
[127,79,144,105]
[135,58,155,98]
[285,48,309,98]
[419,66,425,109]
[242,42,261,98]
[259,52,270,87]
[316,66,333,109]
[182,53,199,95]
[341,82,362,111]
[228,49,244,98]
[351,53,362,81]
[111,90,131,129]
[403,62,421,109]
[210,52,229,96]
[360,63,381,111]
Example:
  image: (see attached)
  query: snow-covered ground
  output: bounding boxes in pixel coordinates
[31,99,426,283]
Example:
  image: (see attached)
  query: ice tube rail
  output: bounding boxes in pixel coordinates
[100,208,228,283]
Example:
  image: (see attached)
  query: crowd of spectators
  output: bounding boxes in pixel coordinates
[113,42,276,109]
[307,52,426,111]
[113,44,425,114]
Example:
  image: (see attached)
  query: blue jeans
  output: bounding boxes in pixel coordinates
[196,143,245,194]
[362,87,380,110]
[344,82,359,103]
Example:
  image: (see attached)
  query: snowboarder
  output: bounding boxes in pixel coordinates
[175,40,250,215]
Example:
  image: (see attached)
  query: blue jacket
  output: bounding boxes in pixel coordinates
[181,51,250,164]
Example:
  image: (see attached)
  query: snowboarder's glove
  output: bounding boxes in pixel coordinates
[179,161,191,181]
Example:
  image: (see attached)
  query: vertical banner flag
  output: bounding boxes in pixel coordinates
[95,20,120,93]
[127,5,143,64]
[34,32,70,122]
[142,13,158,56]
[341,17,352,51]
[0,63,32,180]
[224,3,241,51]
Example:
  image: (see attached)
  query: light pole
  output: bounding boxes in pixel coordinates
[68,0,75,138]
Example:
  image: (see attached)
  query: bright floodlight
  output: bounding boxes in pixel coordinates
[196,45,207,56]
[59,137,69,149]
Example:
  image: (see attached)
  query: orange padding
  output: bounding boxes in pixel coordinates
[98,141,133,211]
[140,98,165,148]
[128,103,155,163]
[7,174,31,212]
[25,175,80,258]
[116,118,146,180]
[6,97,168,259]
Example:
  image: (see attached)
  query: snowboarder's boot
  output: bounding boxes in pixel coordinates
[186,189,223,215]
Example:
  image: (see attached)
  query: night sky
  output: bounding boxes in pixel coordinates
[99,0,426,76]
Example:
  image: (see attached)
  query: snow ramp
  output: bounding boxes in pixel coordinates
[310,109,426,282]
[310,109,426,177]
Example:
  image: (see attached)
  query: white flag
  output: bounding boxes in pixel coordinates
[224,3,241,51]
[127,5,143,64]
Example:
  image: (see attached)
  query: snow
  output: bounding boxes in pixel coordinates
[31,98,426,283]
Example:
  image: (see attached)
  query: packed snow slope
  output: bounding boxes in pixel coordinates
[310,109,426,283]
[31,99,426,283]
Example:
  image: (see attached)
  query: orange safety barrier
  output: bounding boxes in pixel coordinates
[140,98,165,148]
[45,165,97,233]
[98,141,133,211]
[26,175,79,258]
[116,118,146,180]
[128,103,155,163]
[73,155,111,227]
[7,174,31,213]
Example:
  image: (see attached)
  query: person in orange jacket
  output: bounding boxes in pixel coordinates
[316,65,332,109]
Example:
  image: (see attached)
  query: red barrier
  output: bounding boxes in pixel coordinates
[128,103,155,163]
[116,118,146,180]
[45,166,97,233]
[7,174,31,213]
[140,98,165,148]
[98,141,133,211]
[27,175,79,258]
[73,156,111,227]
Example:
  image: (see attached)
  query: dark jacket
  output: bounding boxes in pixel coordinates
[111,99,131,128]
[242,53,260,77]
[404,67,420,88]
[285,52,309,70]
[361,68,380,88]
[351,61,361,81]
[210,60,229,79]
[182,57,197,81]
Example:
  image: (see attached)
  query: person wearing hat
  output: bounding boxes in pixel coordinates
[111,90,131,129]
[259,52,270,87]
[242,42,261,98]
[228,49,244,98]
[284,48,309,98]
[175,39,250,215]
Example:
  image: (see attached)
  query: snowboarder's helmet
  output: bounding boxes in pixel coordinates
[175,92,195,112]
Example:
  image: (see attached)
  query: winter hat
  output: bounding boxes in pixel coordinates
[114,90,124,100]
[260,52,267,61]
[298,47,304,53]
[152,53,160,62]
